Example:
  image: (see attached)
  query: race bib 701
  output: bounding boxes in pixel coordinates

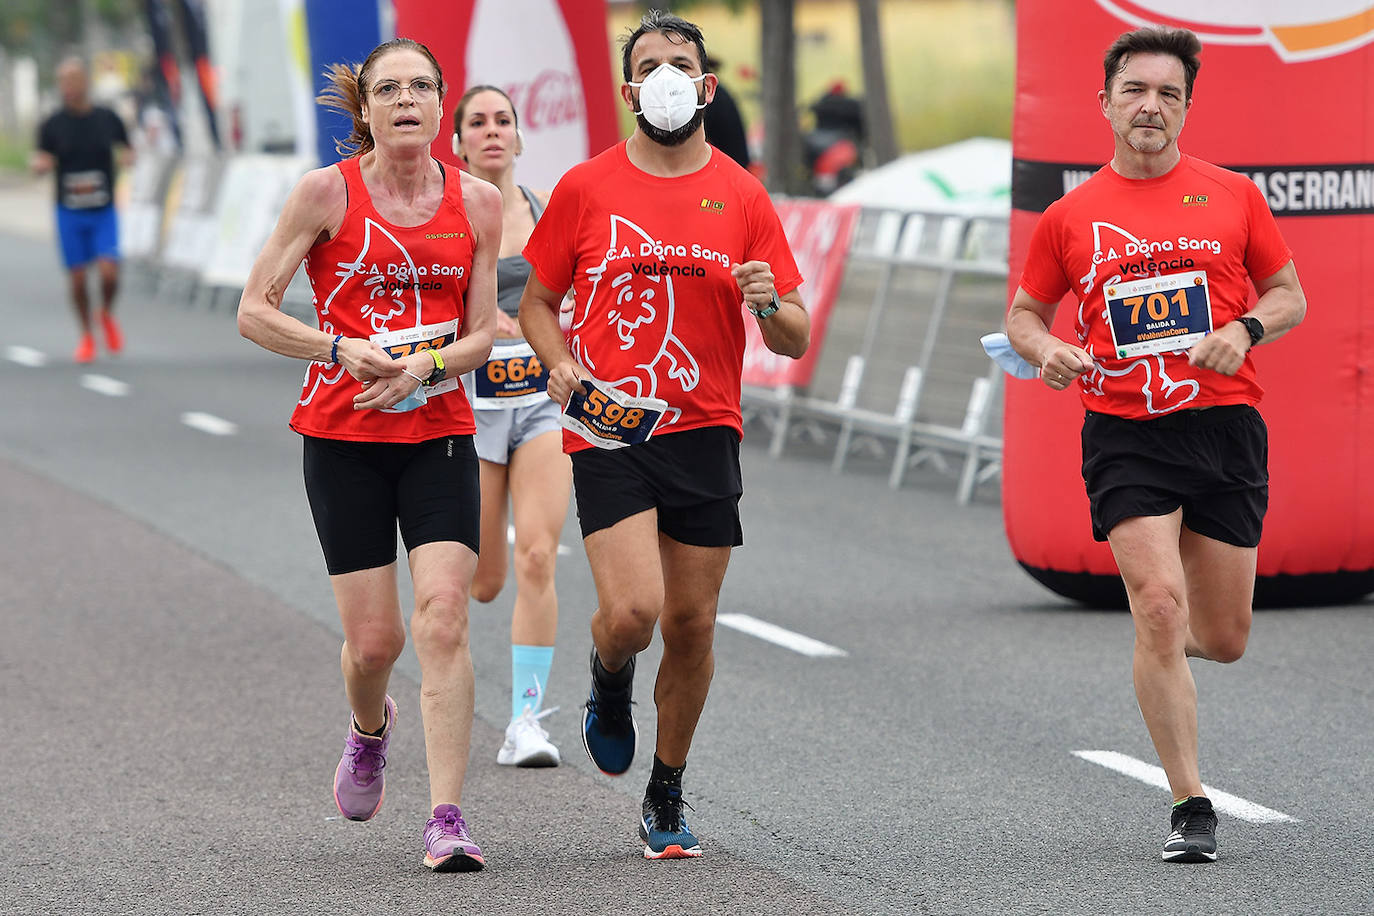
[559,379,668,449]
[1105,271,1212,358]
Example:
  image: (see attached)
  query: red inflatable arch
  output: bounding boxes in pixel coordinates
[1005,1,1374,607]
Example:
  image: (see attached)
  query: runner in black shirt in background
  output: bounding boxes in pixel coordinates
[32,57,132,363]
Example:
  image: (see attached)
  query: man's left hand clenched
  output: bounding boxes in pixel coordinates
[1187,321,1251,376]
[732,260,776,312]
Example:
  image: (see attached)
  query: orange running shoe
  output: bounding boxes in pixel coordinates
[74,333,96,364]
[100,311,124,354]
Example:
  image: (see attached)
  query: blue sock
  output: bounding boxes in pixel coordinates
[511,644,554,722]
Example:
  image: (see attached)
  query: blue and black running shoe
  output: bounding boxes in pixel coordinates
[640,782,701,859]
[581,649,637,776]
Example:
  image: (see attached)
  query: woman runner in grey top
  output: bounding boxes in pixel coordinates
[453,84,572,769]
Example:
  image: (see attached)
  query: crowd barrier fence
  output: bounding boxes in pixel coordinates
[742,205,1009,503]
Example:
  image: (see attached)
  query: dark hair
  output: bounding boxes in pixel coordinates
[317,37,445,158]
[620,9,708,82]
[453,84,519,134]
[1103,27,1202,100]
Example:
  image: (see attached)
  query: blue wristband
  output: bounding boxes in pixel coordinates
[330,334,343,364]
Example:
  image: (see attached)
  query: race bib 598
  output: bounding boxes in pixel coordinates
[559,379,668,449]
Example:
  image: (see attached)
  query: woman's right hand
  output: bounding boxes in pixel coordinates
[495,312,522,338]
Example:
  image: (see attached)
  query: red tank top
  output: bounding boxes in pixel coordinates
[290,156,477,442]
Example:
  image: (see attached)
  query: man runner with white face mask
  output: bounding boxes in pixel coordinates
[519,9,810,861]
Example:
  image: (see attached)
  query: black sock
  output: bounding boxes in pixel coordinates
[593,651,634,687]
[649,755,685,789]
[354,708,388,738]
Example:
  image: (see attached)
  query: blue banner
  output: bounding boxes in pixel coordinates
[305,0,384,165]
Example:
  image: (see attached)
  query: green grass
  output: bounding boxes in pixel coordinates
[0,132,31,173]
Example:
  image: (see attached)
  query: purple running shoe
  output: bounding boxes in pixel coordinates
[332,695,395,821]
[423,804,485,872]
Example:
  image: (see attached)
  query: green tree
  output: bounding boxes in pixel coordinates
[759,0,802,193]
[1,0,142,61]
[857,0,897,166]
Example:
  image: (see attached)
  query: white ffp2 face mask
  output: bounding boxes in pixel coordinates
[629,63,707,132]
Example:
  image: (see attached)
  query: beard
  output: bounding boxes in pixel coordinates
[636,107,706,146]
[632,84,708,147]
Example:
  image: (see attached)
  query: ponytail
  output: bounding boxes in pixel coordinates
[317,61,373,158]
[316,39,445,159]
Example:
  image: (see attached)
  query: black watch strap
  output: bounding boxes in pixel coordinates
[1238,316,1265,347]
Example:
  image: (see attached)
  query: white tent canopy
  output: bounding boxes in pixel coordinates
[829,137,1011,218]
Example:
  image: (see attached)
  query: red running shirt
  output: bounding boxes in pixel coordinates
[523,141,802,452]
[290,157,477,442]
[1018,154,1292,420]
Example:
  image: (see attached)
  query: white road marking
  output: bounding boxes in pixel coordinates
[181,411,239,436]
[80,374,130,397]
[1072,750,1297,824]
[716,613,848,658]
[5,345,47,367]
[505,524,573,555]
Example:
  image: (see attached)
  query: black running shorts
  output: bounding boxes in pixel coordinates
[302,434,480,575]
[570,425,744,547]
[1080,405,1268,547]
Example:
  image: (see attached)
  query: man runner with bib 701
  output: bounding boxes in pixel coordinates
[1006,27,1306,863]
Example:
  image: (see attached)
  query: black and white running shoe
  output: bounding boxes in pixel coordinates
[1162,796,1218,863]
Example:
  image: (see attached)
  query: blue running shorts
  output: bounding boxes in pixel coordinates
[55,204,119,269]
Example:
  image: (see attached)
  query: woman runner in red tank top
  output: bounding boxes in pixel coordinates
[236,38,500,873]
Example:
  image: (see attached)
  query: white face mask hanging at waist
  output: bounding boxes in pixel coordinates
[629,63,708,132]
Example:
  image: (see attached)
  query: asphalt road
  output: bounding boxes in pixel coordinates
[1,225,1371,915]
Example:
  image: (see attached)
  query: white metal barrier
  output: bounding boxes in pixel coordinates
[122,152,314,311]
[742,205,1009,504]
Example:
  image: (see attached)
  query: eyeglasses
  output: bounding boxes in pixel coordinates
[370,78,439,104]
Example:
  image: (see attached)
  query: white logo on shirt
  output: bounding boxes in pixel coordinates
[570,214,701,427]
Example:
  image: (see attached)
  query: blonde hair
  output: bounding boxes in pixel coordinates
[317,37,445,158]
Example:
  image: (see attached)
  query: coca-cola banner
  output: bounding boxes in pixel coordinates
[742,200,859,389]
[393,0,619,188]
[1005,1,1374,605]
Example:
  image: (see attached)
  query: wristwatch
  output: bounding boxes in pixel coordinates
[749,289,782,320]
[1237,316,1265,348]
